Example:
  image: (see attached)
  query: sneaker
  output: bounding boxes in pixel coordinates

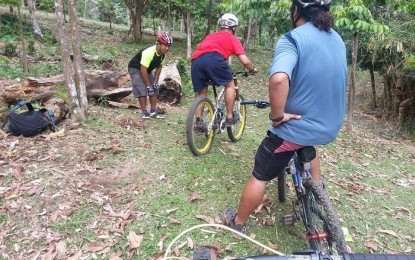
[149,112,164,119]
[225,112,240,127]
[142,113,151,119]
[219,208,246,234]
[194,121,207,133]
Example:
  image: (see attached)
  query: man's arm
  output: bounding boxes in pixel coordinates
[140,65,151,87]
[269,72,301,127]
[236,54,255,72]
[154,66,162,82]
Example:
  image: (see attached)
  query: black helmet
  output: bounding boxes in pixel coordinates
[294,0,331,8]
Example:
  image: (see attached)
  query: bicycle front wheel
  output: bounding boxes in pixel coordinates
[186,97,216,156]
[277,169,287,203]
[303,179,348,254]
[227,95,247,142]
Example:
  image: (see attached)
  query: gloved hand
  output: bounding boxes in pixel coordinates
[147,85,155,96]
[152,81,159,91]
[147,82,158,96]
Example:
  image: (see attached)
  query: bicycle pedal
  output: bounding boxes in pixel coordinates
[282,215,298,225]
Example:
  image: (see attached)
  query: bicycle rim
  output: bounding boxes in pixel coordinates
[303,179,348,254]
[227,95,247,142]
[186,97,215,156]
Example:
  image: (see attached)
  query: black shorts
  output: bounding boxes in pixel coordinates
[252,131,296,181]
[191,52,233,92]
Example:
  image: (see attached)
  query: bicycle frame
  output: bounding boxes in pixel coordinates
[207,72,243,134]
[289,152,313,195]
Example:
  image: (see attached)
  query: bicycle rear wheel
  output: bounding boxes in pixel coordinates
[186,97,215,156]
[303,179,348,254]
[227,95,247,142]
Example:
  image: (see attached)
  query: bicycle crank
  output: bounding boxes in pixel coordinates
[306,230,329,240]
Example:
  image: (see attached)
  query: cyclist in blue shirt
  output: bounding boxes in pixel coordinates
[221,0,347,233]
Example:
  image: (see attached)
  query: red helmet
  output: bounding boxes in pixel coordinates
[157,32,173,45]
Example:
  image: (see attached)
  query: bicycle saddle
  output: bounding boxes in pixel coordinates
[298,146,316,163]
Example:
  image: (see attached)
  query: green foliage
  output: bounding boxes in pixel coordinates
[403,54,415,70]
[29,63,62,77]
[0,56,23,79]
[97,0,126,25]
[333,0,389,34]
[55,84,69,101]
[174,56,188,77]
[36,0,55,12]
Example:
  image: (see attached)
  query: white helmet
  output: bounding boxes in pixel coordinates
[219,13,239,29]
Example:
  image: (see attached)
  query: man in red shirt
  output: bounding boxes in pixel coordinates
[191,13,256,126]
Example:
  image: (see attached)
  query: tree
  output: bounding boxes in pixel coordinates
[333,0,388,134]
[124,0,148,40]
[54,0,88,120]
[27,0,43,39]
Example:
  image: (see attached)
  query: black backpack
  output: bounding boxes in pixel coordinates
[6,100,56,137]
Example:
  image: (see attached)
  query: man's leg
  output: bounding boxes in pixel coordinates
[234,176,268,225]
[223,81,236,120]
[195,87,208,118]
[138,96,148,114]
[149,95,157,111]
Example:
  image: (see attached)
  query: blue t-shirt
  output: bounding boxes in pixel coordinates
[269,22,347,146]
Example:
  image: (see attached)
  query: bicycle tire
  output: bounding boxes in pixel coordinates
[303,179,348,254]
[227,95,247,142]
[277,171,286,203]
[186,97,216,156]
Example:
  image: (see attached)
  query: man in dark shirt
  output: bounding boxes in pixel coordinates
[128,32,173,119]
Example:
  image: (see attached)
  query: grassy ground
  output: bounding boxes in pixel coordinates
[1,10,415,259]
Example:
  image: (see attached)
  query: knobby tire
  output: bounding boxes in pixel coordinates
[186,97,215,156]
[277,171,286,203]
[303,179,348,254]
[227,95,247,142]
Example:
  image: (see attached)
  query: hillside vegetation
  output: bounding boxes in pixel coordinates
[1,8,415,260]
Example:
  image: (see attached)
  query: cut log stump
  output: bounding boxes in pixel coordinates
[158,63,182,105]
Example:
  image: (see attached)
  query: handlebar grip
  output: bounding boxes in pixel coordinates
[343,253,415,260]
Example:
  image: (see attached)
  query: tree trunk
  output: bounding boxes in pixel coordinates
[346,32,358,134]
[205,0,213,36]
[243,16,253,49]
[126,0,146,40]
[167,0,171,32]
[54,0,78,112]
[68,0,88,120]
[27,0,43,39]
[369,64,376,108]
[17,5,28,73]
[186,12,192,60]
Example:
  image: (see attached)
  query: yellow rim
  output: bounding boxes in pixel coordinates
[232,103,246,139]
[194,101,215,154]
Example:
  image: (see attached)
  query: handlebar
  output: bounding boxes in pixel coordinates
[233,70,257,77]
[239,251,415,260]
[241,100,270,109]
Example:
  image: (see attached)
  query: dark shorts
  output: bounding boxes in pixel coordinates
[128,67,158,98]
[252,131,298,181]
[191,52,233,92]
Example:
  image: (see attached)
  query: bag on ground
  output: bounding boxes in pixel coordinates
[7,100,56,137]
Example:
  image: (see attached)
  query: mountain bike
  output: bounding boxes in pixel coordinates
[186,71,252,156]
[279,141,348,254]
[241,100,348,254]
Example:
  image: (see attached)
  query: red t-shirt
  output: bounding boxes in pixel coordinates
[191,31,245,60]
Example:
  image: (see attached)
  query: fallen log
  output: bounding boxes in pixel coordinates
[0,70,131,106]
